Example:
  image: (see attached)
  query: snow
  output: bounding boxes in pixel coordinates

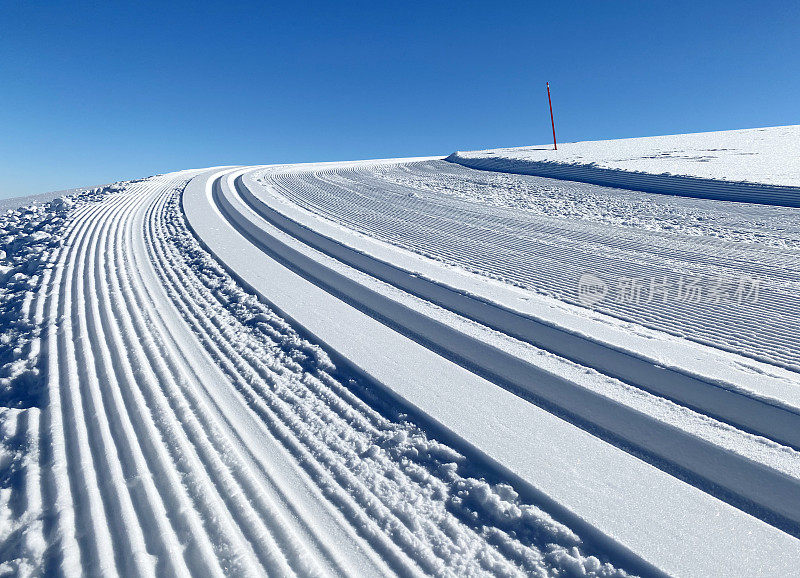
[242,165,800,474]
[1,168,645,577]
[3,132,800,576]
[0,186,103,213]
[0,191,100,410]
[251,160,800,377]
[170,175,632,576]
[186,166,800,576]
[451,125,800,186]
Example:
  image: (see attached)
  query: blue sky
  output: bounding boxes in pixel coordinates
[1,1,798,198]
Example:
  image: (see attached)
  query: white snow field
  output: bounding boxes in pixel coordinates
[449,125,800,206]
[450,125,800,186]
[2,130,800,577]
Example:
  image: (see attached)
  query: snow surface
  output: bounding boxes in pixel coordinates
[452,125,800,186]
[3,130,800,577]
[190,166,800,576]
[1,171,638,577]
[0,186,103,213]
[252,160,800,373]
[243,165,800,472]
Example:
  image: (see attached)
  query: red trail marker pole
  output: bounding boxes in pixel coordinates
[547,82,557,151]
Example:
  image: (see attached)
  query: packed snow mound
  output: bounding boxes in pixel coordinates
[451,125,800,187]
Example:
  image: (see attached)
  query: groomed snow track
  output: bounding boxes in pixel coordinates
[3,160,800,577]
[1,172,641,577]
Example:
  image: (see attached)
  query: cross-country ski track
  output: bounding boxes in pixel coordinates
[2,158,800,577]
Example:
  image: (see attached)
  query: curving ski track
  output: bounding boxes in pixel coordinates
[257,160,800,370]
[2,160,800,577]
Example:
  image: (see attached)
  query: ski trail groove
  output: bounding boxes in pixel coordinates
[57,197,120,574]
[185,165,800,576]
[105,180,281,576]
[41,202,94,575]
[144,193,391,577]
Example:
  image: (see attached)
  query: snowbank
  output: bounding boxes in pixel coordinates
[0,186,100,213]
[448,125,800,206]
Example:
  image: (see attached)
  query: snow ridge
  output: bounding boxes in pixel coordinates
[447,125,800,194]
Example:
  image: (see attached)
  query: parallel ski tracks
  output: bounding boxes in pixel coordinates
[25,159,800,576]
[43,185,207,576]
[189,165,800,577]
[38,179,310,576]
[34,171,602,576]
[154,185,556,575]
[261,161,800,370]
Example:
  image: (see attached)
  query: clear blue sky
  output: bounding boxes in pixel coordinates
[1,1,798,198]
